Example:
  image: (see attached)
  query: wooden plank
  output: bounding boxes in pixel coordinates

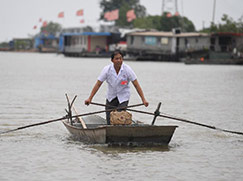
[72,106,87,129]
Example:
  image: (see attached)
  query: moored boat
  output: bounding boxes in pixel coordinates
[62,115,177,146]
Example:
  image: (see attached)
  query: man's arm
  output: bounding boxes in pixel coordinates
[85,80,103,105]
[132,79,149,107]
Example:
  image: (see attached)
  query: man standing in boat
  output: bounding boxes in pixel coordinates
[85,50,149,124]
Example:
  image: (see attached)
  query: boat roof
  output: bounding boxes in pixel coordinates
[127,31,209,37]
[211,32,243,37]
[62,32,112,36]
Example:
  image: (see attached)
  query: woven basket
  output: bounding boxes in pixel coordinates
[110,111,132,125]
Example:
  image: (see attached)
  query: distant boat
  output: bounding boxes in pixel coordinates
[62,115,177,146]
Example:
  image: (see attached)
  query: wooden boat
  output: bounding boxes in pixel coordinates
[62,115,177,146]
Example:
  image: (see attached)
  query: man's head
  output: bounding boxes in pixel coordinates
[111,50,123,71]
[111,50,124,60]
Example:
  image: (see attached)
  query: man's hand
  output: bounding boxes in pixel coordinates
[85,98,92,105]
[143,99,149,107]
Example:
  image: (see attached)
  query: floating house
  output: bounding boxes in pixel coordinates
[126,31,210,61]
[60,32,121,57]
[185,32,243,64]
[210,32,243,52]
[34,33,59,53]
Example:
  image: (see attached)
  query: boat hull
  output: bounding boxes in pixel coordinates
[63,121,106,143]
[106,125,177,146]
[62,115,177,146]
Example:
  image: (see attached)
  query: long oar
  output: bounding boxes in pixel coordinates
[0,116,67,135]
[129,109,243,135]
[0,103,143,135]
[91,102,243,136]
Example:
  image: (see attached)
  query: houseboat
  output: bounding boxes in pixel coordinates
[184,32,243,65]
[126,30,210,61]
[34,33,59,53]
[60,31,121,57]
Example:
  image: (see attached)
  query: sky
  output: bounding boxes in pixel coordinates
[0,0,242,42]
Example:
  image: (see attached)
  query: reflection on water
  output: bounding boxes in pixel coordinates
[90,144,170,154]
[0,52,243,181]
[64,134,171,154]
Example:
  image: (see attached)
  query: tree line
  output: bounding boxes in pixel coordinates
[99,0,242,33]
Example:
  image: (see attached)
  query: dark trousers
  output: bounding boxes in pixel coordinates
[105,97,129,125]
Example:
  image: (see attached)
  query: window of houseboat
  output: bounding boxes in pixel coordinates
[161,37,168,45]
[80,36,83,45]
[184,38,188,46]
[145,37,157,45]
[84,36,86,45]
[130,36,134,45]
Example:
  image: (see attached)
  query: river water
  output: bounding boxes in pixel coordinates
[0,52,243,181]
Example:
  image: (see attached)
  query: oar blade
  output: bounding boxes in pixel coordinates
[0,129,18,135]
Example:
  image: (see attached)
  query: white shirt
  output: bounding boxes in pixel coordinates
[98,63,137,103]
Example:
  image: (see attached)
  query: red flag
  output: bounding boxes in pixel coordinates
[175,12,180,16]
[76,9,84,16]
[112,9,119,20]
[166,12,172,18]
[42,21,47,27]
[58,11,64,18]
[126,9,136,22]
[104,9,119,21]
[80,19,85,24]
[104,11,110,20]
[33,25,37,29]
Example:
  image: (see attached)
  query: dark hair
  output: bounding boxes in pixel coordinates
[111,50,123,60]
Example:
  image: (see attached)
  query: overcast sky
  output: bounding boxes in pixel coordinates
[0,0,242,42]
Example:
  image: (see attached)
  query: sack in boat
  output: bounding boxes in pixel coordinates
[110,111,132,125]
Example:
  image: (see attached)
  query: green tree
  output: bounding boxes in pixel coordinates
[133,15,161,30]
[201,14,243,33]
[133,12,195,32]
[0,42,9,48]
[40,21,62,35]
[180,16,195,32]
[100,0,146,27]
[218,14,243,33]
